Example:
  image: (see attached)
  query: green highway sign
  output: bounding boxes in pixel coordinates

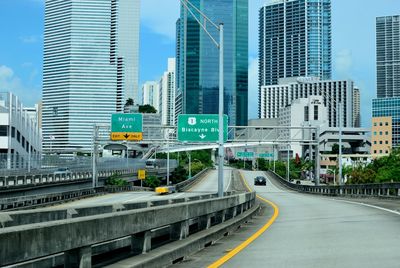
[236,151,255,159]
[111,114,143,141]
[177,114,228,142]
[258,153,274,158]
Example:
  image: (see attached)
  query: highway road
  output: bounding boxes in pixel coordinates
[51,167,231,208]
[217,171,400,268]
[188,166,232,193]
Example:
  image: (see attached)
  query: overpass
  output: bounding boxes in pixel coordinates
[1,168,399,267]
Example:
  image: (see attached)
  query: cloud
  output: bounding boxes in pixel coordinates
[335,49,353,77]
[248,57,259,119]
[19,35,41,43]
[141,0,179,40]
[0,66,14,79]
[0,65,41,106]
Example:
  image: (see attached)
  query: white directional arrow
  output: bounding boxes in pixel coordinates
[199,134,206,139]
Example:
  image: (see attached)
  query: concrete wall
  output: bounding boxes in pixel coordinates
[0,192,255,266]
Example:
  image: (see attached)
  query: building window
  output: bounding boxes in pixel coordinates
[385,131,389,135]
[374,123,377,126]
[385,150,389,154]
[17,131,20,142]
[380,131,383,135]
[374,150,377,154]
[385,122,389,126]
[304,106,309,121]
[0,126,7,136]
[385,141,389,144]
[379,122,383,126]
[314,105,318,120]
[11,127,15,138]
[380,141,383,144]
[379,150,383,153]
[374,131,377,136]
[374,141,377,144]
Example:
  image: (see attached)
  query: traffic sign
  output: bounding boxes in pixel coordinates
[138,169,146,180]
[258,153,274,158]
[111,132,143,141]
[236,151,255,159]
[111,113,143,141]
[177,114,228,142]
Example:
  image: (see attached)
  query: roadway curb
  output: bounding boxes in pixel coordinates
[105,203,260,268]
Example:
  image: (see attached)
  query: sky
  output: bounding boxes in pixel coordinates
[0,0,399,128]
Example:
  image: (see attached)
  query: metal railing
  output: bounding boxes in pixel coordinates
[269,171,400,198]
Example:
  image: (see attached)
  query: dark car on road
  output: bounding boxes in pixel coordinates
[254,176,267,186]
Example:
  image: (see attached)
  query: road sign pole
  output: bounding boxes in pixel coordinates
[217,23,224,198]
[92,125,98,188]
[167,133,170,185]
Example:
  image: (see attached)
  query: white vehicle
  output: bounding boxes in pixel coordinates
[53,167,71,175]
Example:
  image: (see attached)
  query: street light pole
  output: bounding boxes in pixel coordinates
[217,23,224,197]
[338,102,343,185]
[180,0,224,197]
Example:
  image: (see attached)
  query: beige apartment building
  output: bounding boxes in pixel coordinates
[371,116,392,157]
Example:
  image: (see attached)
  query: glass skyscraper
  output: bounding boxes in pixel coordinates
[258,0,331,87]
[376,15,400,98]
[42,0,140,153]
[176,0,248,126]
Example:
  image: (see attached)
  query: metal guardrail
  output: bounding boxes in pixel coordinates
[0,192,256,267]
[0,168,137,189]
[0,185,153,212]
[269,171,400,198]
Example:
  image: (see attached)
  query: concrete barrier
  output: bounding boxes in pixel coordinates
[175,168,211,192]
[269,171,400,199]
[0,192,256,267]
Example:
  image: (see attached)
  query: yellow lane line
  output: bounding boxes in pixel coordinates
[207,171,279,268]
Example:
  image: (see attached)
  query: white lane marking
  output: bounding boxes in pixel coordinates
[335,199,400,216]
[225,170,232,191]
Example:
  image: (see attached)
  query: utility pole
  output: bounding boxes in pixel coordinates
[92,125,99,188]
[338,102,343,185]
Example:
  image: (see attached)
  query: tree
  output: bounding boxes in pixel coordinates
[125,98,134,106]
[331,143,339,154]
[139,104,157,113]
[144,176,161,189]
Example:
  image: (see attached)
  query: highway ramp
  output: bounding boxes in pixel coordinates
[218,170,400,268]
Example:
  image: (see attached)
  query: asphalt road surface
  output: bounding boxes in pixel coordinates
[52,167,232,208]
[221,170,400,268]
[188,166,232,193]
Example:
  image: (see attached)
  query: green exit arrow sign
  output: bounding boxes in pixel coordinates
[236,151,255,159]
[177,114,228,142]
[111,113,143,133]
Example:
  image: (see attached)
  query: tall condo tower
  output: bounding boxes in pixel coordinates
[42,0,140,153]
[176,0,248,126]
[376,15,400,98]
[258,0,331,87]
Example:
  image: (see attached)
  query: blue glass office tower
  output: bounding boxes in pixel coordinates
[176,0,248,126]
[258,0,331,87]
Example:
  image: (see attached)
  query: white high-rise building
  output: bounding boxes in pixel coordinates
[42,0,140,153]
[118,0,140,102]
[159,58,176,126]
[279,96,328,159]
[259,77,356,128]
[142,81,160,112]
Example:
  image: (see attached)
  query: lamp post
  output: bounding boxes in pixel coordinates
[180,0,225,197]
